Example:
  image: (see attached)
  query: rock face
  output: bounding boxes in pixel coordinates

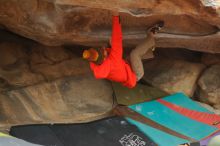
[0,0,220,129]
[0,41,113,130]
[143,59,205,97]
[201,53,220,66]
[0,74,113,130]
[197,101,220,115]
[197,65,220,109]
[0,0,220,53]
[0,42,90,91]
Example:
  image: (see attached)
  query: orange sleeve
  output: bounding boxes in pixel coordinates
[90,60,110,79]
[110,16,123,59]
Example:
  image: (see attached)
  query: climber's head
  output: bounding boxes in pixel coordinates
[83,47,110,64]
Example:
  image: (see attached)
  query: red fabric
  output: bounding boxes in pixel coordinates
[158,99,220,129]
[90,16,137,88]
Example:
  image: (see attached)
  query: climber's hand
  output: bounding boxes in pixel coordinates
[112,11,119,16]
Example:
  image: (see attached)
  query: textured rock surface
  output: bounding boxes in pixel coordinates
[0,0,220,53]
[0,0,220,129]
[201,53,220,66]
[0,42,44,91]
[0,41,113,130]
[0,42,90,91]
[0,74,113,130]
[154,48,202,63]
[198,65,220,109]
[197,101,220,115]
[143,59,205,96]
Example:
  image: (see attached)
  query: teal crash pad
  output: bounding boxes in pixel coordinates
[126,93,219,146]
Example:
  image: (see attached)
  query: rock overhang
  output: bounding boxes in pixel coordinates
[0,0,220,53]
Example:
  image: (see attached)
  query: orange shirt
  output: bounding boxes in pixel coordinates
[90,16,136,88]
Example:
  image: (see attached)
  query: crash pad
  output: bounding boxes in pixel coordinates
[10,117,157,146]
[0,132,41,146]
[126,93,220,146]
[112,82,167,106]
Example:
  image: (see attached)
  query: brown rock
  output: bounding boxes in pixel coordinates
[196,101,220,115]
[154,48,202,63]
[0,42,44,91]
[0,74,113,129]
[30,44,90,81]
[0,40,114,130]
[197,65,220,109]
[201,53,220,66]
[0,42,27,66]
[143,59,205,96]
[0,42,91,91]
[0,0,220,53]
[38,45,70,63]
[0,61,44,90]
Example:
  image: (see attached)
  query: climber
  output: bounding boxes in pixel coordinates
[83,12,164,88]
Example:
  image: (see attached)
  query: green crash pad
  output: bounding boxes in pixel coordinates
[112,82,168,106]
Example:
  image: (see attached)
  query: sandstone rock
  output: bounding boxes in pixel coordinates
[0,42,27,67]
[0,0,220,53]
[154,48,202,63]
[0,74,113,130]
[0,62,44,90]
[0,40,114,130]
[143,59,205,96]
[196,101,220,115]
[31,45,70,64]
[201,53,220,66]
[30,44,90,81]
[197,65,220,109]
[0,42,44,91]
[0,42,90,91]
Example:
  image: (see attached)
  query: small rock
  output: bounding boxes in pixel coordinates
[197,65,220,109]
[143,58,205,97]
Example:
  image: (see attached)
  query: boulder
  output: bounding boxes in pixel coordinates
[0,41,114,130]
[0,0,220,53]
[197,65,220,109]
[143,59,205,96]
[0,74,113,130]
